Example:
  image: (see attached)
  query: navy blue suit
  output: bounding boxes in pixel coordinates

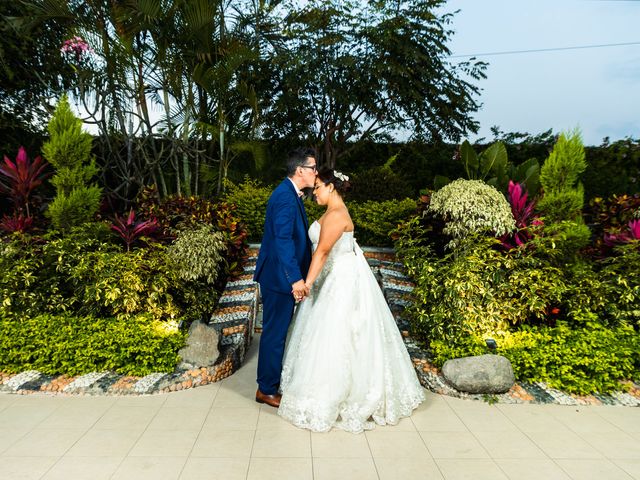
[254,179,312,395]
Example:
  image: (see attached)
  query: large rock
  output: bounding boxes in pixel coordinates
[178,320,220,369]
[442,354,515,394]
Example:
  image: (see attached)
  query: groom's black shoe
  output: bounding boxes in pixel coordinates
[256,389,281,408]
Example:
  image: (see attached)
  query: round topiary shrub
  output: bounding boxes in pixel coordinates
[429,179,515,249]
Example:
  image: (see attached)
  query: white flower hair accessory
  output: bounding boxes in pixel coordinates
[334,170,349,182]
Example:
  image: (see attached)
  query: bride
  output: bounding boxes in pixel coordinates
[277,168,425,433]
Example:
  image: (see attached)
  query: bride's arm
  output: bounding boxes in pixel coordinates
[304,211,349,289]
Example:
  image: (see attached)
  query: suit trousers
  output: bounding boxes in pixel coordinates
[257,286,296,395]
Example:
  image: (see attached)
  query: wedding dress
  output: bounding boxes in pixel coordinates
[277,221,425,433]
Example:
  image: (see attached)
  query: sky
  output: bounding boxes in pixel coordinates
[444,0,640,146]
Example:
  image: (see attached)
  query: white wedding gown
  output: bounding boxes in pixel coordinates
[277,221,425,433]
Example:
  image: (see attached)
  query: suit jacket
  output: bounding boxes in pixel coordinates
[254,179,312,294]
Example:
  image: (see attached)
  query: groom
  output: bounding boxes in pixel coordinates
[253,147,317,408]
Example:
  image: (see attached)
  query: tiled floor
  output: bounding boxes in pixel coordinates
[1,337,639,480]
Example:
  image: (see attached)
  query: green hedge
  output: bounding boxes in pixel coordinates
[431,323,640,395]
[224,178,417,246]
[349,198,417,247]
[222,177,272,241]
[0,312,186,376]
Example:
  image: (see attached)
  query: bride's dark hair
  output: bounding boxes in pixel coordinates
[317,168,352,196]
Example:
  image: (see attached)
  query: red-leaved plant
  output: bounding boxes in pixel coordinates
[0,213,34,233]
[500,181,543,250]
[0,147,50,217]
[604,219,640,247]
[110,209,159,251]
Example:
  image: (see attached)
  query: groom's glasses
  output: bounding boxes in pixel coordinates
[300,164,317,172]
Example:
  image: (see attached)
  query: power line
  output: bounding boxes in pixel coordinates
[451,41,640,58]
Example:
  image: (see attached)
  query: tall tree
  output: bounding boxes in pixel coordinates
[0,2,72,151]
[262,0,486,168]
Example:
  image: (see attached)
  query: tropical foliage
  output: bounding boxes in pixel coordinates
[395,130,640,394]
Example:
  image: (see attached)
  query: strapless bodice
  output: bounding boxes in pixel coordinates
[309,221,355,257]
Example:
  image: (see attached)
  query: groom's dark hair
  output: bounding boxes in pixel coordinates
[286,147,317,176]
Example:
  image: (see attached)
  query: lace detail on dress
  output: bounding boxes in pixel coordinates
[278,221,425,433]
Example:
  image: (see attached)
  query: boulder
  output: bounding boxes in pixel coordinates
[178,320,220,369]
[442,354,515,394]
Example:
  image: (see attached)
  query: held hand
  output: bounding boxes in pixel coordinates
[291,280,307,302]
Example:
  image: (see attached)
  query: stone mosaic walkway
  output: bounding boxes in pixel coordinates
[1,248,639,407]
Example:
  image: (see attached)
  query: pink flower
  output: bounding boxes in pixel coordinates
[60,36,94,62]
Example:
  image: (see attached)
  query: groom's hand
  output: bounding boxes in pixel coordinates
[291,280,307,302]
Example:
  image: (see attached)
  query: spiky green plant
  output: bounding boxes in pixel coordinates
[42,95,102,230]
[538,129,587,222]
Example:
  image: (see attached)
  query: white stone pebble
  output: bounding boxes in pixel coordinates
[5,371,41,391]
[133,373,168,394]
[63,372,110,392]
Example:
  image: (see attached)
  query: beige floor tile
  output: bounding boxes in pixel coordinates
[203,407,260,431]
[496,404,571,433]
[111,456,187,480]
[0,404,59,429]
[42,456,123,480]
[251,428,311,457]
[65,429,143,457]
[411,403,468,432]
[0,428,30,455]
[594,407,640,434]
[190,429,255,457]
[114,394,168,408]
[550,406,623,433]
[311,430,372,458]
[556,458,634,480]
[129,429,200,457]
[375,457,444,480]
[473,430,546,459]
[612,458,640,480]
[179,457,249,480]
[419,431,489,459]
[495,458,571,480]
[8,395,68,408]
[526,430,603,459]
[38,405,108,429]
[0,456,58,480]
[93,405,159,430]
[212,386,258,408]
[379,416,416,432]
[580,431,640,459]
[246,457,313,480]
[436,458,509,480]
[257,406,300,430]
[147,407,209,431]
[3,428,87,457]
[162,385,220,409]
[0,394,18,412]
[313,457,379,480]
[52,395,116,409]
[451,405,518,433]
[365,430,430,458]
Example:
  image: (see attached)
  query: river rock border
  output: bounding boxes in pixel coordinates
[2,247,639,405]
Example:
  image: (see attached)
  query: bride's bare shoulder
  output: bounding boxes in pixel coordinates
[320,207,353,232]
